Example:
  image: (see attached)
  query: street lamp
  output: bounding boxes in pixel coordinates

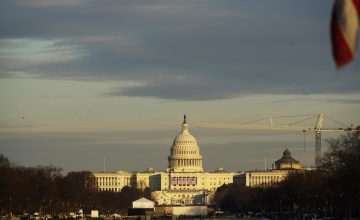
[27,197,30,214]
[9,196,12,217]
[49,200,52,217]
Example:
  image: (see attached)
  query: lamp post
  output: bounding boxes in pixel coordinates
[49,200,52,217]
[27,197,30,214]
[9,196,12,217]
[41,199,45,217]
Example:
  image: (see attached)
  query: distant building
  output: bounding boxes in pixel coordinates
[93,170,132,192]
[234,149,313,187]
[92,116,313,205]
[273,148,302,170]
[132,198,154,209]
[234,169,289,187]
[129,197,155,216]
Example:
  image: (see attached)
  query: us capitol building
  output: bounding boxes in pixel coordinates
[92,115,308,205]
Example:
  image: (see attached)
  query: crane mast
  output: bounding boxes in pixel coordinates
[314,114,324,167]
[199,113,356,168]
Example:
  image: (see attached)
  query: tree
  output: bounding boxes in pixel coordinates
[0,155,62,215]
[321,128,360,218]
[0,154,11,167]
[0,154,152,216]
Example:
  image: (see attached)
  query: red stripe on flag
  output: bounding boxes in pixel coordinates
[331,22,354,67]
[331,1,355,67]
[352,0,360,13]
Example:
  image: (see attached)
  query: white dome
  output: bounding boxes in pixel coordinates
[168,115,203,172]
[172,127,197,147]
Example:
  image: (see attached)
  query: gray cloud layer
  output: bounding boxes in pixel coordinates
[0,0,359,100]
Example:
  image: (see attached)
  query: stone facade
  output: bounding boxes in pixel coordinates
[94,171,132,192]
[234,170,289,187]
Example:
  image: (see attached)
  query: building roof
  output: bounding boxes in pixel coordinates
[140,167,156,173]
[133,197,154,204]
[212,167,229,173]
[275,148,299,164]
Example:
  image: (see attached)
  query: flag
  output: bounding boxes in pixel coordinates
[172,177,177,186]
[191,177,197,186]
[178,177,182,186]
[331,0,360,67]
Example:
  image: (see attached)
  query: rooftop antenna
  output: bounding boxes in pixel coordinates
[103,157,106,172]
[264,157,267,170]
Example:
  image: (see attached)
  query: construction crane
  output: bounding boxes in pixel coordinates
[199,113,358,167]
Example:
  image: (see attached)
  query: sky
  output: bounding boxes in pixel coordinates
[0,0,359,174]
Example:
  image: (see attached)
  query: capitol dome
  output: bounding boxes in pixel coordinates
[168,115,203,172]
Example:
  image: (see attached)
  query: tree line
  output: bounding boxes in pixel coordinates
[0,156,151,216]
[214,129,360,219]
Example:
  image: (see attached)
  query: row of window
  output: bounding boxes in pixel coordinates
[209,181,227,186]
[174,140,195,144]
[175,159,201,167]
[208,177,231,181]
[96,177,130,186]
[171,177,197,186]
[98,188,120,192]
[173,150,198,155]
[170,199,193,205]
[250,176,282,181]
[250,176,283,186]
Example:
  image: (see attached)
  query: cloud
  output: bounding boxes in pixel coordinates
[16,0,86,8]
[274,96,360,105]
[326,99,360,104]
[0,39,86,78]
[0,0,359,100]
[116,83,234,101]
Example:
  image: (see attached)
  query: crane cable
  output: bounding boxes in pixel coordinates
[323,114,350,128]
[238,114,317,125]
[303,130,306,152]
[287,115,318,126]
